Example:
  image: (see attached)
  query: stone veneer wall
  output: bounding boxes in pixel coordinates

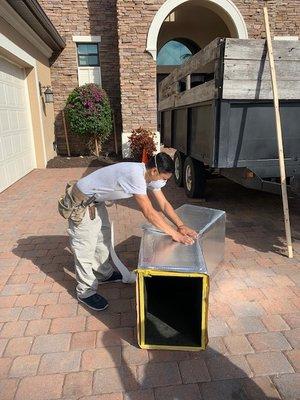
[116,0,300,134]
[39,0,122,156]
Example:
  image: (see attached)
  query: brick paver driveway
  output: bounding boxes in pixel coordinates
[0,167,299,400]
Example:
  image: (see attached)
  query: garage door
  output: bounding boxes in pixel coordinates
[0,57,36,192]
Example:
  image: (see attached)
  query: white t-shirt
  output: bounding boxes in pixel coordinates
[76,162,166,202]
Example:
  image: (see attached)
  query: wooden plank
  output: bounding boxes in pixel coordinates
[159,79,178,101]
[224,59,300,81]
[159,88,174,101]
[159,78,178,101]
[158,95,175,111]
[175,81,216,108]
[159,62,217,100]
[225,38,300,61]
[222,79,300,100]
[186,75,191,90]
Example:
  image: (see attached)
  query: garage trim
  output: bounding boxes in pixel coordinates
[0,33,47,168]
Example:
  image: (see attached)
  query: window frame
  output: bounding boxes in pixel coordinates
[76,42,100,67]
[72,36,102,86]
[157,38,200,66]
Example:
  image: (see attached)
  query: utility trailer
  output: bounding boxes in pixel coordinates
[158,38,300,198]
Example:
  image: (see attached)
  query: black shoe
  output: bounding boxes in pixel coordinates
[77,293,108,311]
[100,271,123,284]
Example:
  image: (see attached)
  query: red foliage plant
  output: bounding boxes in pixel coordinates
[128,127,157,161]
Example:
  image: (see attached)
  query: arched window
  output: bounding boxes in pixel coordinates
[157,38,200,66]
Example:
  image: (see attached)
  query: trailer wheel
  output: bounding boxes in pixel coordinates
[183,157,206,198]
[174,151,186,187]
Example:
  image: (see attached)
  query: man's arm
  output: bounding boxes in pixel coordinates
[149,189,184,228]
[150,189,198,239]
[134,194,194,245]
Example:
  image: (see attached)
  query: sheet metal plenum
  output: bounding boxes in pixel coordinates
[136,204,226,351]
[138,204,225,275]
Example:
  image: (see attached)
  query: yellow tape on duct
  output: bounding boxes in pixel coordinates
[136,269,209,351]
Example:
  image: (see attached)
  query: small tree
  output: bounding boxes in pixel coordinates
[128,127,157,161]
[65,84,113,156]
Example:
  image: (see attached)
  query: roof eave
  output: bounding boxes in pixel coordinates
[6,0,65,54]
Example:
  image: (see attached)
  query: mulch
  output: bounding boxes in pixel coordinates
[46,154,123,169]
[46,148,175,169]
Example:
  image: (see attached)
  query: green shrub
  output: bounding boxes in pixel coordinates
[65,84,113,155]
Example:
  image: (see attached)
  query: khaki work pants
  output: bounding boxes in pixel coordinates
[68,203,114,298]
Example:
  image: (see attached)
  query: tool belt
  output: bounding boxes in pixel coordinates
[58,180,96,225]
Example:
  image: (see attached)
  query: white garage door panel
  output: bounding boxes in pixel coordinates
[0,57,36,192]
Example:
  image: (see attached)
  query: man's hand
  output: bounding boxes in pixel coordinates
[171,231,195,245]
[177,225,198,239]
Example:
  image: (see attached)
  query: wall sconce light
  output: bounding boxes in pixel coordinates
[44,86,54,103]
[39,82,54,103]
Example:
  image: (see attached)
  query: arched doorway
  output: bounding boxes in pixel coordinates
[147,0,248,60]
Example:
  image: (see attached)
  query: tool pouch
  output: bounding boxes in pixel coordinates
[58,180,77,220]
[58,181,95,225]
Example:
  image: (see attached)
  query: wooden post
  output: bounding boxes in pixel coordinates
[94,137,99,157]
[112,111,118,155]
[263,2,293,258]
[186,74,191,90]
[62,110,71,157]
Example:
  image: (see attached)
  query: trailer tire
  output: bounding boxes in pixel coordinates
[183,157,206,198]
[174,151,186,187]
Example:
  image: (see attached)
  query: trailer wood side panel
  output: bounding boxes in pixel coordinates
[224,60,300,81]
[224,38,300,61]
[175,80,217,108]
[222,80,300,99]
[223,39,300,100]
